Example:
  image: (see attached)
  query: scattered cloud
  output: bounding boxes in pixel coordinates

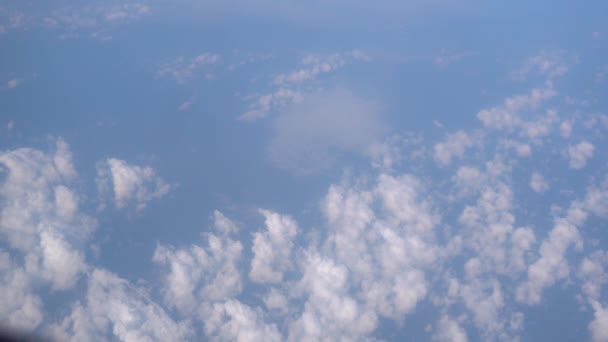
[267,88,385,173]
[510,51,571,81]
[157,53,221,84]
[239,51,370,121]
[434,130,476,166]
[567,141,595,169]
[530,172,549,192]
[96,158,172,211]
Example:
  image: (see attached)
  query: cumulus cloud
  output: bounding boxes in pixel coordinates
[42,3,151,40]
[0,139,96,330]
[567,141,595,169]
[239,51,369,121]
[202,300,282,342]
[517,203,586,305]
[530,172,549,192]
[97,158,171,211]
[48,268,191,342]
[434,131,475,166]
[152,212,243,314]
[250,210,298,283]
[433,314,468,342]
[268,88,385,173]
[510,51,570,81]
[156,53,221,84]
[477,86,556,131]
[590,301,608,342]
[0,252,43,332]
[0,139,93,280]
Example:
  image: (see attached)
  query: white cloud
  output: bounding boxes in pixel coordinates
[0,253,43,332]
[250,210,298,283]
[477,86,556,131]
[567,141,594,169]
[511,52,570,81]
[273,53,345,85]
[590,301,608,342]
[434,131,475,166]
[0,139,94,290]
[48,268,192,342]
[560,120,573,138]
[6,79,20,89]
[517,203,586,305]
[43,3,151,39]
[97,158,171,211]
[153,212,243,313]
[585,178,608,219]
[530,172,549,193]
[239,51,369,121]
[433,314,468,342]
[156,53,221,84]
[435,49,476,68]
[202,300,282,342]
[153,233,243,313]
[239,88,303,122]
[288,253,378,341]
[578,251,608,301]
[268,88,385,172]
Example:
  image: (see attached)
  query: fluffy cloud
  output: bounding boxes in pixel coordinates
[477,86,556,131]
[434,131,475,166]
[97,158,171,211]
[590,301,608,342]
[0,251,43,332]
[48,268,191,342]
[530,172,549,192]
[250,210,298,284]
[568,141,595,169]
[156,53,221,84]
[273,53,345,85]
[433,314,468,342]
[202,300,282,342]
[0,139,96,331]
[0,139,93,287]
[517,203,586,305]
[268,88,385,173]
[152,229,243,313]
[239,51,369,121]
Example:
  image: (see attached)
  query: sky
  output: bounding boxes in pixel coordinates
[0,0,608,341]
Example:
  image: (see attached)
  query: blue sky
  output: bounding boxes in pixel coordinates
[1,0,608,341]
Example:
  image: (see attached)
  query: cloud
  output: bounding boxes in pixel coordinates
[516,203,586,305]
[567,141,594,169]
[510,51,570,81]
[267,88,385,173]
[250,210,298,284]
[6,79,20,89]
[0,139,93,286]
[433,314,468,342]
[434,131,476,166]
[48,268,192,342]
[0,139,97,331]
[0,253,43,332]
[477,86,556,131]
[590,301,608,342]
[529,172,549,192]
[156,53,221,84]
[202,300,282,342]
[41,3,151,40]
[239,88,303,122]
[152,213,243,313]
[239,51,369,121]
[273,53,345,85]
[96,158,171,211]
